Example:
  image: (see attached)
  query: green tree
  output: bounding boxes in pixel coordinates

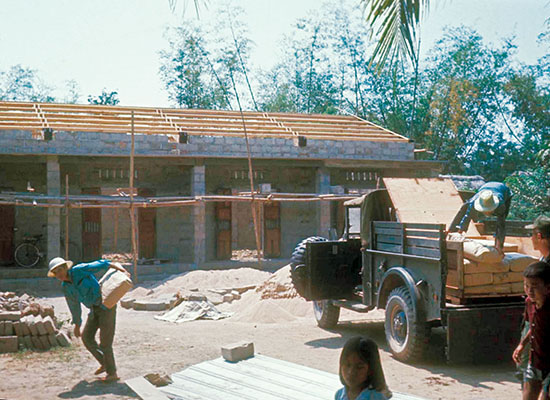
[87,89,120,105]
[159,26,232,109]
[0,65,54,102]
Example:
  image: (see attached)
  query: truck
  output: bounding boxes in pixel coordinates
[290,178,533,363]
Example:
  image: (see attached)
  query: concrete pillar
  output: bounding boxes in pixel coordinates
[192,165,206,266]
[316,167,331,238]
[46,156,61,262]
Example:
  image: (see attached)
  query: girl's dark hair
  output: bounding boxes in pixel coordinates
[523,261,550,285]
[339,336,388,392]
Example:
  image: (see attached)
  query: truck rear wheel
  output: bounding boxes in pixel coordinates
[313,300,340,329]
[290,236,328,298]
[384,287,428,362]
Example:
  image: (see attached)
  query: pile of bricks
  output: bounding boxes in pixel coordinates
[0,292,71,353]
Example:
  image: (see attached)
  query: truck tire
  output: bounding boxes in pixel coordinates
[313,300,340,329]
[384,286,428,362]
[290,236,328,298]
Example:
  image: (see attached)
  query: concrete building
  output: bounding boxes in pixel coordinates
[0,101,442,269]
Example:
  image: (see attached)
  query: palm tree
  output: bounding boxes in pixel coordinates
[360,0,429,71]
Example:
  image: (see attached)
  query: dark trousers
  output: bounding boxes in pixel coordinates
[82,305,117,375]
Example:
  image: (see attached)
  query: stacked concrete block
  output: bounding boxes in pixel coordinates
[0,292,72,353]
[13,314,71,351]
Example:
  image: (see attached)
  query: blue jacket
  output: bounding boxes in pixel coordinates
[449,182,512,244]
[335,387,388,400]
[62,259,111,325]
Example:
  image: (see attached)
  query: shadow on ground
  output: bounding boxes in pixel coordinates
[58,379,137,399]
[304,319,519,393]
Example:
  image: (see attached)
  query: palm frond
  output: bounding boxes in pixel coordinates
[361,0,428,72]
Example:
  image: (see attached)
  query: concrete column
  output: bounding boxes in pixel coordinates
[46,156,61,262]
[316,167,331,238]
[192,165,206,266]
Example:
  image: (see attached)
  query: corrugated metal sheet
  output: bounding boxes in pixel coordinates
[159,355,426,400]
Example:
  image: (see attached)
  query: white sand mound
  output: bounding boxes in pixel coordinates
[228,290,312,323]
[255,264,298,299]
[128,268,272,299]
[224,266,314,324]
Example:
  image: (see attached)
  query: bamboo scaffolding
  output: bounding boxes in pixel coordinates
[129,112,138,282]
[0,194,358,208]
[64,174,69,260]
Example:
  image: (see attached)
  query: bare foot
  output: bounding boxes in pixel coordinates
[94,366,105,375]
[99,374,120,383]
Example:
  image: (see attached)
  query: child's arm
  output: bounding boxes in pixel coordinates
[512,327,531,364]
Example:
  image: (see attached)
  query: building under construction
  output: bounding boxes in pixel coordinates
[0,101,442,268]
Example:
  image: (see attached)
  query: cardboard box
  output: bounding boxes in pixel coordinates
[99,269,133,309]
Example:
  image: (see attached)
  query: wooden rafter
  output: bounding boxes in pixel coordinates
[0,101,410,142]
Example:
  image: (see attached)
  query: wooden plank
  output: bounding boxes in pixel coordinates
[374,227,402,236]
[377,243,403,253]
[406,237,440,249]
[405,246,440,259]
[383,178,481,236]
[403,223,445,231]
[406,229,440,238]
[0,100,409,142]
[125,376,170,400]
[377,234,402,245]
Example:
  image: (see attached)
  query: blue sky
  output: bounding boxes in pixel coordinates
[0,0,547,107]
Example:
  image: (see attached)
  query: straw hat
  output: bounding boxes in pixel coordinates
[47,257,73,278]
[474,190,500,213]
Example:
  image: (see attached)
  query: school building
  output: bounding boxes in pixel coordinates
[0,101,443,269]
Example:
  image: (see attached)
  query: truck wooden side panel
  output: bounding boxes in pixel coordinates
[445,303,523,363]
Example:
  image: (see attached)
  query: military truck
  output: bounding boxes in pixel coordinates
[290,179,532,363]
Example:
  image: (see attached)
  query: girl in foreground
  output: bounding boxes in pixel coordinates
[335,336,392,400]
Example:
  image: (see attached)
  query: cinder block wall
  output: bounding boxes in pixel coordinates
[0,130,414,162]
[0,129,418,263]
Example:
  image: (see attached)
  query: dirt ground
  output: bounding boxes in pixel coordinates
[0,267,522,400]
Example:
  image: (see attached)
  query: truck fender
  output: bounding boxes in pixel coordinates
[377,267,425,319]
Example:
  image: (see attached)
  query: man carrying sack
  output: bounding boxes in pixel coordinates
[449,181,512,252]
[47,257,131,382]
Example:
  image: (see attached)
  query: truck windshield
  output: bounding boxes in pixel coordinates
[348,207,361,235]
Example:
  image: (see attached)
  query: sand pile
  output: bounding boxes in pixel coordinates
[223,265,313,323]
[151,268,270,296]
[124,267,271,304]
[254,264,298,299]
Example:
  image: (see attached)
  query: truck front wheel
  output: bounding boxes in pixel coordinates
[384,287,428,362]
[313,300,340,329]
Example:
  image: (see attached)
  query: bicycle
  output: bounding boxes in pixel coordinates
[14,234,44,268]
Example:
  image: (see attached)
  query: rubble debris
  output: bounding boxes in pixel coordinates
[0,291,72,353]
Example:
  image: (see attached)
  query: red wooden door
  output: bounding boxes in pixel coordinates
[216,189,232,260]
[264,202,280,258]
[0,205,15,265]
[138,188,156,259]
[82,188,102,261]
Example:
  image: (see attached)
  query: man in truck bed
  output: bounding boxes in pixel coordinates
[449,181,512,252]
